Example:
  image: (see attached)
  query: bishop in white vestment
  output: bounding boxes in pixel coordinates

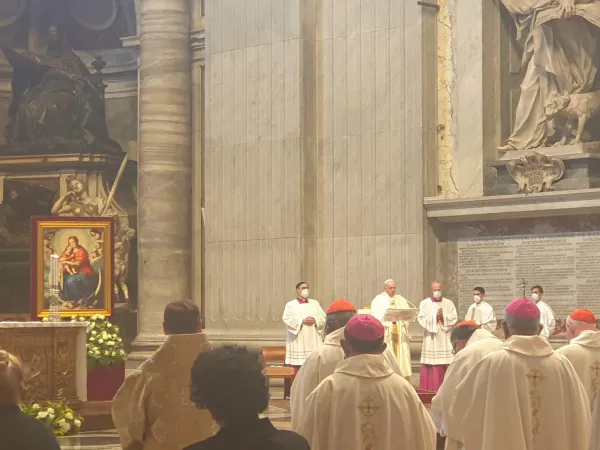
[290,299,403,430]
[370,279,413,377]
[282,282,326,370]
[465,287,496,333]
[430,321,503,450]
[296,314,436,450]
[418,281,457,392]
[556,308,600,411]
[447,298,591,450]
[531,285,556,339]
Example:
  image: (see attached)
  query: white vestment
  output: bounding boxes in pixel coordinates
[592,390,600,450]
[370,292,413,376]
[290,327,404,430]
[418,297,458,365]
[296,354,437,450]
[282,299,326,365]
[556,329,600,411]
[447,335,591,450]
[465,301,496,333]
[430,329,503,450]
[535,300,556,339]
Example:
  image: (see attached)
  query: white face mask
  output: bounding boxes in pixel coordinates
[433,290,442,299]
[474,295,482,304]
[300,289,309,299]
[531,293,540,302]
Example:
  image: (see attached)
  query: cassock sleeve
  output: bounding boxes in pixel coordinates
[313,302,326,332]
[296,380,333,450]
[482,305,497,333]
[111,370,148,450]
[370,296,384,321]
[440,301,458,333]
[282,301,302,336]
[418,301,439,333]
[290,354,321,431]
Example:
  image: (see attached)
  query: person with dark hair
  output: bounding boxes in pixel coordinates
[282,281,326,395]
[531,285,556,340]
[430,321,502,447]
[112,301,214,450]
[447,299,590,450]
[465,286,496,333]
[184,346,309,450]
[297,314,436,450]
[290,299,403,430]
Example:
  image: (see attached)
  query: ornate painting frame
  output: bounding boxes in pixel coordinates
[31,216,115,319]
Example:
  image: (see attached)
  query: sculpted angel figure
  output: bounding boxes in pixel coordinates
[51,175,113,217]
[498,0,600,151]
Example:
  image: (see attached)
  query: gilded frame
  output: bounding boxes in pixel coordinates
[31,216,114,318]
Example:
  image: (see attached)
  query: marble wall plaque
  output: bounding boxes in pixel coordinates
[457,233,600,318]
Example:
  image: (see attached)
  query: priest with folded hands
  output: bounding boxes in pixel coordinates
[296,314,436,450]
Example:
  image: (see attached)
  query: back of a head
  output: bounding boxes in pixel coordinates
[326,310,356,334]
[450,324,480,344]
[190,346,269,425]
[164,300,200,334]
[343,314,385,355]
[0,350,23,405]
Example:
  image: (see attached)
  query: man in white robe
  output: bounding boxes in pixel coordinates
[556,308,600,411]
[531,285,556,339]
[290,299,403,430]
[592,391,600,450]
[418,281,458,392]
[430,321,503,450]
[447,298,591,450]
[370,279,413,377]
[296,314,436,450]
[465,287,496,333]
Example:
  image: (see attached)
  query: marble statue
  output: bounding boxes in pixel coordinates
[114,225,136,306]
[0,25,122,155]
[498,0,600,151]
[51,175,113,217]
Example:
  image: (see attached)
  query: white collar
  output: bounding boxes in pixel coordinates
[334,354,393,378]
[503,335,554,357]
[571,330,600,348]
[466,328,497,347]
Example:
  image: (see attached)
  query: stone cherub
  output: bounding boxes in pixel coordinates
[0,25,122,155]
[498,0,600,151]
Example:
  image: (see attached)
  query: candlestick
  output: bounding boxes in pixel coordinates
[50,253,59,290]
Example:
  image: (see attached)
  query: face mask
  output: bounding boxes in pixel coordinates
[531,293,540,302]
[474,295,482,304]
[433,290,442,299]
[300,289,309,299]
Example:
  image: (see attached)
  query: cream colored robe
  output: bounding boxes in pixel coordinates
[296,354,436,450]
[112,333,215,450]
[556,329,600,411]
[290,327,404,430]
[418,297,458,365]
[536,300,556,340]
[592,390,600,450]
[447,335,591,450]
[465,301,496,334]
[430,329,503,450]
[370,292,413,377]
[282,299,326,365]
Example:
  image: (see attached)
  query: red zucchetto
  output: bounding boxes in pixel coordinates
[345,314,385,341]
[327,299,356,314]
[570,308,597,324]
[454,321,480,329]
[505,298,540,319]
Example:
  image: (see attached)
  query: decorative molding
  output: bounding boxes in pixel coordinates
[0,0,26,28]
[506,151,565,193]
[191,29,206,65]
[105,81,138,99]
[67,0,118,32]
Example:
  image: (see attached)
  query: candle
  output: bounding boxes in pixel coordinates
[50,253,59,289]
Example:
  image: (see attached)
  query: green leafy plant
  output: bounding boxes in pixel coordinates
[20,401,83,436]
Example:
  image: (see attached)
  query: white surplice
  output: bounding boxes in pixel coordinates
[447,335,591,450]
[556,330,600,411]
[592,391,600,450]
[370,292,413,377]
[282,298,326,365]
[536,300,556,339]
[465,301,497,333]
[430,329,503,449]
[418,297,458,365]
[296,354,436,450]
[290,327,404,430]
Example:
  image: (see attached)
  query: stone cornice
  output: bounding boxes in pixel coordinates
[121,28,206,66]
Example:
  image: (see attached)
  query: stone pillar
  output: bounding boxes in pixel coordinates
[133,0,192,360]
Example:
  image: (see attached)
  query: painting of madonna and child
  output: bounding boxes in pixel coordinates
[31,217,114,318]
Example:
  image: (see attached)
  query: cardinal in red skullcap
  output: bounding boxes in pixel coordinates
[556,308,600,411]
[295,313,437,450]
[291,301,403,430]
[447,298,591,450]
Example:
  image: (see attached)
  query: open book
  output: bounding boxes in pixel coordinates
[383,307,417,323]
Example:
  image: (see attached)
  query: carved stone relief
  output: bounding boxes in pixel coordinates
[506,151,565,193]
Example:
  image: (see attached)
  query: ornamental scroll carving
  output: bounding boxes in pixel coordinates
[506,151,565,193]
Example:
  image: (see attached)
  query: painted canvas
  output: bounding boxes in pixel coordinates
[31,217,114,318]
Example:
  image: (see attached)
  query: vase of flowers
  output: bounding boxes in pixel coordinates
[21,401,83,436]
[75,314,127,401]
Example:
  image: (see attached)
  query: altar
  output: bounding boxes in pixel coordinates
[0,322,88,403]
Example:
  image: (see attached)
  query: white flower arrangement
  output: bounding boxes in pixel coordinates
[21,401,83,436]
[76,314,126,367]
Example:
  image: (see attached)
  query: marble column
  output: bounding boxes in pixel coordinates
[133,0,192,361]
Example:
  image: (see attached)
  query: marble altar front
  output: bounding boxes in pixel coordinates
[0,322,88,403]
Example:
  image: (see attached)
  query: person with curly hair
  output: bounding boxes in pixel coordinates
[185,346,309,450]
[0,350,60,449]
